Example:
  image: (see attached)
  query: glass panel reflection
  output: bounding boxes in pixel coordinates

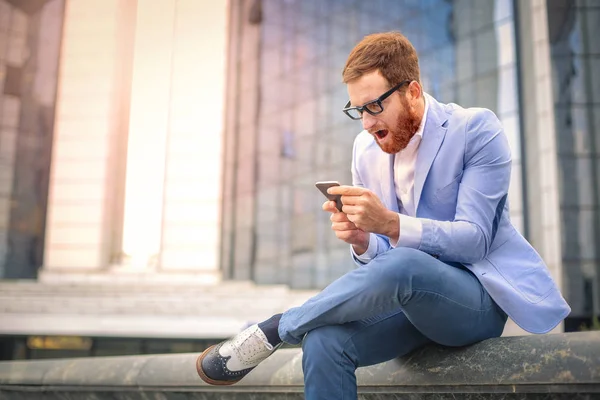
[224,0,524,289]
[547,0,600,320]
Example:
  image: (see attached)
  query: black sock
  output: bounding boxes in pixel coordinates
[258,313,282,347]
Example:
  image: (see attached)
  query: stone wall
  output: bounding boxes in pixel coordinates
[1,332,599,399]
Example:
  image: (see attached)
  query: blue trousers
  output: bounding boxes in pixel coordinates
[278,247,507,400]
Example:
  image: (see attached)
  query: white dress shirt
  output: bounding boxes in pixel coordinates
[354,96,429,262]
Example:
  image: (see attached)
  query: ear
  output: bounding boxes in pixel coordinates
[407,81,422,101]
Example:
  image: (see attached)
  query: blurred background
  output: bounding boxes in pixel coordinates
[0,0,598,360]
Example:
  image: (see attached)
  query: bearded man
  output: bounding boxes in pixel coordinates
[195,31,571,400]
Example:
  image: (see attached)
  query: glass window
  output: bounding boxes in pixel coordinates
[425,6,452,49]
[560,157,595,209]
[564,209,598,261]
[262,21,282,50]
[593,105,600,153]
[475,28,498,76]
[508,164,523,214]
[357,8,373,35]
[327,247,354,282]
[590,58,600,103]
[315,140,331,168]
[311,22,329,60]
[293,98,316,138]
[224,0,526,288]
[452,0,473,39]
[501,113,520,162]
[438,82,456,104]
[254,257,281,284]
[258,119,281,155]
[263,0,284,24]
[256,229,279,260]
[472,0,495,33]
[457,80,476,107]
[290,251,315,289]
[585,8,599,50]
[258,156,280,185]
[494,0,513,23]
[261,48,282,80]
[498,65,517,115]
[455,38,474,83]
[291,213,316,251]
[569,106,592,155]
[496,21,515,67]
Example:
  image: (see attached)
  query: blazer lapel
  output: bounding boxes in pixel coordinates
[414,94,448,214]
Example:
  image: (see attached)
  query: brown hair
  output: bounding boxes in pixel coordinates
[342,31,420,87]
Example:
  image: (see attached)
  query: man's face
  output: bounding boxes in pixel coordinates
[347,70,422,154]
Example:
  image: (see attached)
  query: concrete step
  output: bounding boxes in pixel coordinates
[0,280,287,294]
[0,279,319,338]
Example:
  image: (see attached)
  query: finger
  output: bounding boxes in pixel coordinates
[336,229,363,244]
[340,194,361,205]
[345,212,360,225]
[330,212,350,222]
[335,230,355,242]
[327,185,367,196]
[322,201,337,212]
[331,221,356,231]
[341,205,361,215]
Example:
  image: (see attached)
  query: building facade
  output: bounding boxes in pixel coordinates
[0,0,234,361]
[220,0,600,328]
[221,0,525,286]
[0,1,598,357]
[0,0,227,282]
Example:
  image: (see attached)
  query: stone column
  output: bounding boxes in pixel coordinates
[120,0,176,269]
[43,0,225,281]
[514,0,564,333]
[119,0,226,280]
[42,0,135,271]
[158,0,226,276]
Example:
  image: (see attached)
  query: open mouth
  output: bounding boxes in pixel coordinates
[374,129,389,140]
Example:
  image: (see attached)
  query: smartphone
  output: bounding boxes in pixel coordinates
[315,181,344,212]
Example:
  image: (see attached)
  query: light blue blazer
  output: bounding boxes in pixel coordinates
[350,93,570,334]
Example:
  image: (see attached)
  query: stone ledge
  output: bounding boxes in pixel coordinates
[0,332,599,399]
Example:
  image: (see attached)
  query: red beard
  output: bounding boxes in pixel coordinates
[377,99,422,154]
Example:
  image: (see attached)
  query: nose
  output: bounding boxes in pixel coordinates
[361,112,377,131]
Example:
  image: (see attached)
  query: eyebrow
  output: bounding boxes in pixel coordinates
[350,94,379,107]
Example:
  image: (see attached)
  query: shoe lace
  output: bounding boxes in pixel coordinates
[261,337,274,351]
[235,326,275,354]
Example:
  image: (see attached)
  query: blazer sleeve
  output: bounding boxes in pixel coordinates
[349,136,391,266]
[418,109,512,264]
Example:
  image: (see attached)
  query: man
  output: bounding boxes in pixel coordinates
[196,32,571,399]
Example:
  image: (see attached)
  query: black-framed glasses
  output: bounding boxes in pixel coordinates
[342,80,410,120]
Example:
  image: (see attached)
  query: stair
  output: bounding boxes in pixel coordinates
[0,280,318,339]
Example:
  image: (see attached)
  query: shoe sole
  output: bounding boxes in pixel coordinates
[195,344,242,386]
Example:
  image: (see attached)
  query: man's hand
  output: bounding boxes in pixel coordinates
[322,200,369,254]
[328,185,399,243]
